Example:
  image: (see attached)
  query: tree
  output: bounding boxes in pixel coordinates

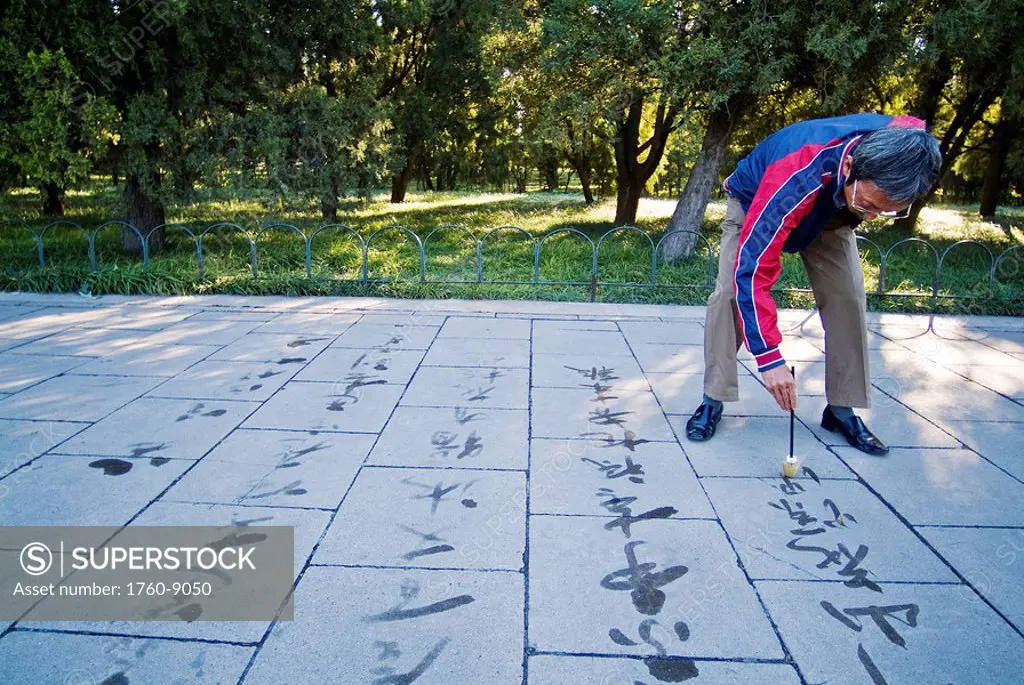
[382,0,504,203]
[541,0,690,224]
[978,105,1020,217]
[3,48,116,216]
[73,0,297,250]
[896,0,1024,229]
[563,119,598,203]
[663,0,920,260]
[0,0,118,212]
[480,2,559,196]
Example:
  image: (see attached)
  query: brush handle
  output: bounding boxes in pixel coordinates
[789,366,796,457]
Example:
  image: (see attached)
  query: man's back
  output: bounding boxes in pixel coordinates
[724,112,915,210]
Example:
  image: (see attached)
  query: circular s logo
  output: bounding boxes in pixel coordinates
[20,542,53,576]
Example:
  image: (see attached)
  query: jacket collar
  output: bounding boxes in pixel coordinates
[831,135,863,208]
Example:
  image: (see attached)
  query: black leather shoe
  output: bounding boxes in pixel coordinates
[821,405,889,455]
[686,402,723,442]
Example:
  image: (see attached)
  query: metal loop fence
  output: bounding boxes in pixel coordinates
[2,219,1020,305]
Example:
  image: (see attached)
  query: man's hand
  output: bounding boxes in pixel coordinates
[762,365,797,412]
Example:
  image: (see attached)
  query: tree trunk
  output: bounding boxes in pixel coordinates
[979,113,1014,217]
[613,98,644,224]
[915,56,951,131]
[356,171,370,199]
[541,156,558,192]
[321,171,341,222]
[897,87,999,231]
[579,166,594,204]
[614,175,645,224]
[108,144,122,186]
[612,95,678,224]
[320,197,337,223]
[662,107,734,262]
[514,167,527,193]
[391,164,411,203]
[566,152,594,203]
[124,173,165,253]
[42,182,65,216]
[564,120,595,204]
[898,198,927,232]
[893,57,951,232]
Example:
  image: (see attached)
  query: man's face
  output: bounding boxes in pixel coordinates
[840,155,910,220]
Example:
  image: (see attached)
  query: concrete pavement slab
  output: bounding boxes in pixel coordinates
[149,360,299,401]
[243,566,523,685]
[527,655,801,685]
[54,397,258,459]
[2,294,1023,684]
[294,346,426,384]
[0,352,87,393]
[834,447,1024,526]
[438,316,531,339]
[528,516,784,659]
[529,437,714,519]
[884,363,1024,423]
[703,477,957,583]
[143,318,262,345]
[938,419,1024,482]
[0,453,192,526]
[6,326,158,357]
[0,374,159,422]
[252,311,360,336]
[208,333,332,364]
[756,580,1024,685]
[530,353,646,389]
[944,363,1024,400]
[0,419,85,477]
[0,632,253,684]
[531,387,676,441]
[630,344,704,375]
[532,328,633,357]
[314,466,526,570]
[617,320,705,345]
[674,415,856,479]
[166,429,373,509]
[243,381,404,433]
[331,322,441,350]
[919,526,1024,631]
[22,500,331,642]
[532,319,618,331]
[67,342,214,377]
[357,312,449,327]
[421,337,531,368]
[402,366,529,409]
[805,387,960,448]
[368,405,528,469]
[184,309,282,322]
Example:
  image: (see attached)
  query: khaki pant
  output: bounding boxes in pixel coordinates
[703,197,871,408]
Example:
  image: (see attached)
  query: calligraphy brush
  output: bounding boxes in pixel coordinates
[782,366,800,478]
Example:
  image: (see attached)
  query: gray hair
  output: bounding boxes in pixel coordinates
[849,126,942,204]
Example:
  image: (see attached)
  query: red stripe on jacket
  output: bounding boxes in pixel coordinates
[888,115,926,129]
[732,142,841,372]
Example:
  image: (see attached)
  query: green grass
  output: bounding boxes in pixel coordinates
[2,180,1022,314]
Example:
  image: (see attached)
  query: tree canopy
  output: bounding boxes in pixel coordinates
[1,0,1022,256]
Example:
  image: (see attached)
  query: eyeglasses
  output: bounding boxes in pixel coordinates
[850,180,911,220]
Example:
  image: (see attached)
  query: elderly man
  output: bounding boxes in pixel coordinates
[686,113,942,455]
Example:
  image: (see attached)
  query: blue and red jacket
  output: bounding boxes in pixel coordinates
[722,112,926,373]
